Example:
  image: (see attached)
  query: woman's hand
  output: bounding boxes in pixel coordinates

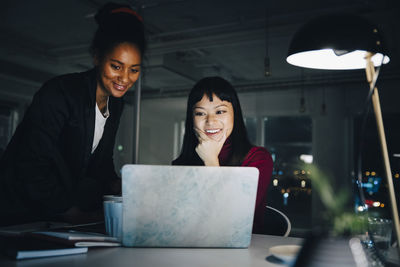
[194,127,227,166]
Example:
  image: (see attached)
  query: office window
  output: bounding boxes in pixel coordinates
[173,120,186,159]
[263,116,313,235]
[0,104,18,156]
[354,113,400,217]
[244,117,257,144]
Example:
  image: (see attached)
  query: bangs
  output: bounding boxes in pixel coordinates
[191,89,233,106]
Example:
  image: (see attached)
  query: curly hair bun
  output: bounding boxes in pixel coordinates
[90,2,146,59]
[95,2,143,29]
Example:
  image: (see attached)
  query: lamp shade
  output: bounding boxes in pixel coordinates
[287,14,390,70]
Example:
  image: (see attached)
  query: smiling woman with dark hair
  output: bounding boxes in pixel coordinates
[0,2,146,226]
[173,76,273,233]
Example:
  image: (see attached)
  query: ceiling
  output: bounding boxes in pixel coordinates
[1,0,400,100]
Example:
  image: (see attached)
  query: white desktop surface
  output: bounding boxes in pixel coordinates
[0,234,303,267]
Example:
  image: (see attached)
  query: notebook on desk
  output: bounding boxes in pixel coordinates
[121,164,259,248]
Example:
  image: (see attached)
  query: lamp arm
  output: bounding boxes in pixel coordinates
[356,59,383,210]
[365,53,400,255]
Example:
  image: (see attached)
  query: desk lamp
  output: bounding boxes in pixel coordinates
[286,14,399,255]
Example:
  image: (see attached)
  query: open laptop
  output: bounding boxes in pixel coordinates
[121,164,259,248]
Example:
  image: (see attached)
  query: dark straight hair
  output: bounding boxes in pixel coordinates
[172,76,252,166]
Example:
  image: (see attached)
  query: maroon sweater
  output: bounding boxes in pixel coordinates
[218,139,273,234]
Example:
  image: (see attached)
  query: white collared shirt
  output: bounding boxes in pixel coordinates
[92,98,110,153]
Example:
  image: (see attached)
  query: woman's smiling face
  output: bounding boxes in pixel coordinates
[96,42,141,98]
[193,93,234,141]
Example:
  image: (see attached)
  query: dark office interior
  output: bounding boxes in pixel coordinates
[1,0,400,247]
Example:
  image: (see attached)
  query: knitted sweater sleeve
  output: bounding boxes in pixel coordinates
[241,146,273,233]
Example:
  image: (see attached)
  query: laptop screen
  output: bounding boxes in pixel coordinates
[121,164,259,248]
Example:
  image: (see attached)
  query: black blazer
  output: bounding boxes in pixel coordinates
[0,69,123,224]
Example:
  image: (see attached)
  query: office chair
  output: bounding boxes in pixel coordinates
[261,205,292,237]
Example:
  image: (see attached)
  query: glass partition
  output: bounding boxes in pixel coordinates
[263,116,313,236]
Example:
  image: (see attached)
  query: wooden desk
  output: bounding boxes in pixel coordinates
[0,234,303,267]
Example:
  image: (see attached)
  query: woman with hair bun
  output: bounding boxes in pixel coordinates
[173,77,273,233]
[0,2,146,225]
